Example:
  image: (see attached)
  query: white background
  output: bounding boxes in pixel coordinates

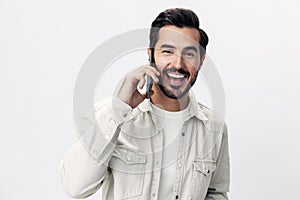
[1,0,300,199]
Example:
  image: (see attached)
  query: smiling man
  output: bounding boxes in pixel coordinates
[60,8,230,200]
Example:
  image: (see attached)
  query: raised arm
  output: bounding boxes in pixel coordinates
[59,97,131,198]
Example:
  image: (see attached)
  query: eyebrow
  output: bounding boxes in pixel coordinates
[159,44,199,53]
[160,44,176,49]
[184,46,198,53]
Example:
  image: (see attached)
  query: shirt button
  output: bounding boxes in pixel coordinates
[105,135,109,140]
[156,161,160,165]
[181,132,185,136]
[175,195,179,199]
[152,193,156,197]
[178,164,182,168]
[126,154,132,161]
[123,113,128,118]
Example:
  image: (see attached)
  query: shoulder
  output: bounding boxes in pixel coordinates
[197,102,228,135]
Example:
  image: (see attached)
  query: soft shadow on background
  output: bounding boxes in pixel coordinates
[1,0,300,199]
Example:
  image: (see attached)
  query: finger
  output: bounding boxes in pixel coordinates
[138,76,146,89]
[139,64,160,76]
[130,70,146,85]
[145,64,160,76]
[143,66,160,82]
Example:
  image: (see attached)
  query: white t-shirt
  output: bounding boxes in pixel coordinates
[151,103,190,200]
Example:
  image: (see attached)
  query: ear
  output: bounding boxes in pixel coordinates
[147,48,151,58]
[199,53,206,69]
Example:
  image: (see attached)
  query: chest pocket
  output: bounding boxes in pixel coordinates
[190,159,216,199]
[109,145,147,199]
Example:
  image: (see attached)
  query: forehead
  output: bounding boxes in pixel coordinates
[156,25,200,49]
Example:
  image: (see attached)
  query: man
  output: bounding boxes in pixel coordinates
[60,8,230,200]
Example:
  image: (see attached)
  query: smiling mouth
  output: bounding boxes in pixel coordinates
[167,72,184,80]
[161,68,190,87]
[163,72,188,88]
[165,72,188,81]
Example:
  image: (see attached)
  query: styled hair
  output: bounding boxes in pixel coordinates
[150,8,209,58]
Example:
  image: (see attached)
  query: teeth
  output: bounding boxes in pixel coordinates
[167,73,184,79]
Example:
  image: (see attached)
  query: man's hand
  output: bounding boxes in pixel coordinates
[117,64,160,108]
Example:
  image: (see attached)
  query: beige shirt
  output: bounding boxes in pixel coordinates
[59,94,230,200]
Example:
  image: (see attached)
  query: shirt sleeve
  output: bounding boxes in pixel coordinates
[205,123,230,200]
[59,97,132,198]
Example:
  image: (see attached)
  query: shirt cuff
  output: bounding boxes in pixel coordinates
[112,96,132,125]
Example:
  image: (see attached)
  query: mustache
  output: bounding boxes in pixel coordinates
[163,68,190,77]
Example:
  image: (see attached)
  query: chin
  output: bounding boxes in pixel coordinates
[158,84,190,99]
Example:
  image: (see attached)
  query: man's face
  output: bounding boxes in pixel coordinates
[152,25,204,99]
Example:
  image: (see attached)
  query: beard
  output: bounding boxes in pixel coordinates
[157,68,198,99]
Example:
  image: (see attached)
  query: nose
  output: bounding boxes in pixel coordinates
[172,54,184,69]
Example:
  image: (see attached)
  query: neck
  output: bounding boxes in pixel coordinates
[151,84,189,112]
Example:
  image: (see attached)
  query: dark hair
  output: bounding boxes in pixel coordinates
[150,8,209,58]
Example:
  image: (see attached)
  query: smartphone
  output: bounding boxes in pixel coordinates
[146,48,155,99]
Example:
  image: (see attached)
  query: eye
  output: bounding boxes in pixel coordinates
[161,49,174,55]
[183,51,195,58]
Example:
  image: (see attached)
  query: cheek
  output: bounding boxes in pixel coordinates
[154,62,167,73]
[185,59,200,69]
[154,64,164,75]
[188,66,199,76]
[155,54,172,66]
[189,68,199,80]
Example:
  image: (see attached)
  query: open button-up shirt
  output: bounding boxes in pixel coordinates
[59,94,230,200]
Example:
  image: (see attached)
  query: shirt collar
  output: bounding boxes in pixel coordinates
[137,93,208,122]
